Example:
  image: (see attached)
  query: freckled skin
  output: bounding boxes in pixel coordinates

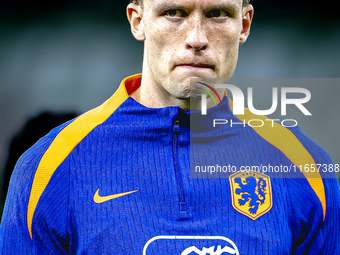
[127,0,253,109]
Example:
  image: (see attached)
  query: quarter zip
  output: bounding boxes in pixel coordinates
[172,109,189,220]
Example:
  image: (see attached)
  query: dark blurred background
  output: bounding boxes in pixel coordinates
[1,0,340,216]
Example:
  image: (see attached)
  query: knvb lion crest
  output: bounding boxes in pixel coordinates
[229,172,272,220]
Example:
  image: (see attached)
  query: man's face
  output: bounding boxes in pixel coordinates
[131,0,252,102]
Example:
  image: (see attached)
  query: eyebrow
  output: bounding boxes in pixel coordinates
[204,3,241,16]
[206,3,240,11]
[152,1,186,12]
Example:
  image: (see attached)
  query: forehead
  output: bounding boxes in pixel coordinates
[143,0,243,11]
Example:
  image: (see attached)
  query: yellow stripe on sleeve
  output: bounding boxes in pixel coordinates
[27,74,141,238]
[229,99,326,221]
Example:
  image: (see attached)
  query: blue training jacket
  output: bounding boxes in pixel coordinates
[1,74,339,254]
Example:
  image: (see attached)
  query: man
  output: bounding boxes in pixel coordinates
[1,0,339,254]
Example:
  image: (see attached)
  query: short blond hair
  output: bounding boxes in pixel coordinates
[130,0,251,8]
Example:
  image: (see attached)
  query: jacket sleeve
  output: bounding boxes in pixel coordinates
[0,134,70,254]
[287,126,340,254]
[313,177,340,254]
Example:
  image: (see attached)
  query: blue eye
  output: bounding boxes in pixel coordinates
[206,9,229,18]
[164,9,187,18]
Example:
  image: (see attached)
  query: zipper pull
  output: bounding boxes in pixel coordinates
[173,119,181,134]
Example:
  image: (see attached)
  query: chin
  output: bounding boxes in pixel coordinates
[171,89,191,100]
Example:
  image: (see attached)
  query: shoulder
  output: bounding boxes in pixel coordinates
[285,125,334,171]
[232,102,337,220]
[231,99,334,174]
[10,118,74,184]
[0,118,76,243]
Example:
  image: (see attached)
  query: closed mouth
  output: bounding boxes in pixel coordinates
[176,64,215,70]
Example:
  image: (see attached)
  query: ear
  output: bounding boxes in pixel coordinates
[239,5,254,45]
[127,3,145,41]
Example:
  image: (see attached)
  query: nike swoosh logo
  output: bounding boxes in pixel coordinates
[93,189,138,204]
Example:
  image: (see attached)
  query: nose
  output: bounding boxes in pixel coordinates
[185,16,208,51]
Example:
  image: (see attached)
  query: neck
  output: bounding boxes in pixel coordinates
[130,59,224,110]
[131,83,224,111]
[131,81,192,110]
